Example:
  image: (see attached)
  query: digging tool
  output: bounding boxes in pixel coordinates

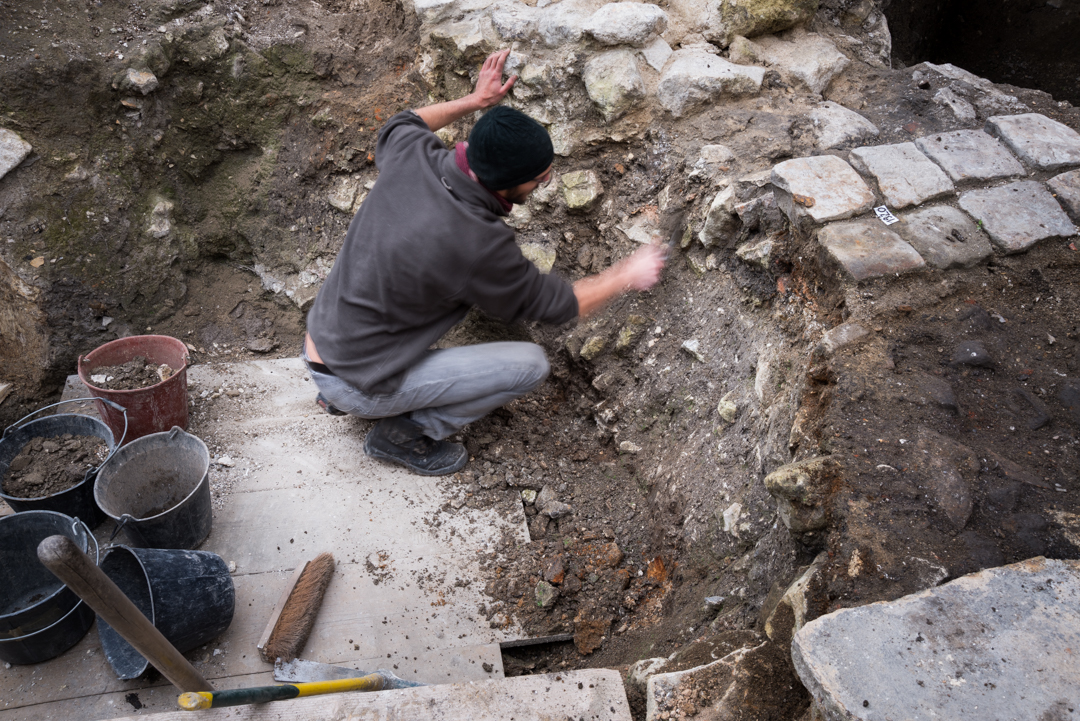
[36,535,212,693]
[258,552,335,663]
[177,673,396,710]
[274,657,424,688]
[658,209,687,253]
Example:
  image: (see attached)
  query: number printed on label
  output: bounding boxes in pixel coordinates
[874,206,900,225]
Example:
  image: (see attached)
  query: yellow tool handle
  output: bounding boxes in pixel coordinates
[178,674,385,710]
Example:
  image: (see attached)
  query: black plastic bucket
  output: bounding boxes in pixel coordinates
[0,511,99,664]
[94,426,212,549]
[0,399,127,529]
[97,546,234,679]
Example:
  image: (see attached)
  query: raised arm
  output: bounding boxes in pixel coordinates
[414,49,517,132]
[573,244,667,318]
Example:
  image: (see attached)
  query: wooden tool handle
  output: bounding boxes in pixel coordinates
[37,535,213,693]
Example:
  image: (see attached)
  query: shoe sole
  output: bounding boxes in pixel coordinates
[363,436,468,476]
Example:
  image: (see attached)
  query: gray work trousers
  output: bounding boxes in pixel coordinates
[305,342,549,440]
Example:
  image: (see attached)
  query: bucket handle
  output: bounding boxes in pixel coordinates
[73,516,100,566]
[4,398,128,443]
[108,514,135,544]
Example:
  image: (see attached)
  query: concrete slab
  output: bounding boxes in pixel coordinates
[792,557,1080,721]
[958,180,1078,254]
[893,205,993,269]
[771,155,876,226]
[5,358,535,720]
[817,219,926,281]
[104,669,633,721]
[915,129,1025,183]
[1048,168,1080,222]
[987,113,1080,171]
[848,142,954,209]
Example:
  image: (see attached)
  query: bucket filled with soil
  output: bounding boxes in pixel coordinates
[94,426,212,550]
[78,335,189,444]
[0,510,99,665]
[0,400,125,528]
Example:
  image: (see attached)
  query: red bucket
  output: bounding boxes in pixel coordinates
[77,335,190,444]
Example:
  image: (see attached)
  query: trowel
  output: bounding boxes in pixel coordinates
[659,209,687,254]
[274,658,424,689]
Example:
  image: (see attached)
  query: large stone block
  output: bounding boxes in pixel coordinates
[537,0,604,47]
[893,205,992,269]
[848,142,954,209]
[583,50,646,122]
[0,128,32,181]
[656,49,765,117]
[490,0,540,40]
[561,169,604,212]
[809,101,878,150]
[583,2,667,46]
[958,180,1078,254]
[708,0,818,47]
[792,557,1080,721]
[817,220,926,281]
[986,112,1080,171]
[770,155,875,225]
[1048,169,1080,222]
[751,32,849,95]
[915,129,1024,183]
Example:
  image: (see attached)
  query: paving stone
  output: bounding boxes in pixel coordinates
[656,48,765,117]
[583,2,667,46]
[817,220,925,281]
[986,113,1080,171]
[0,128,32,181]
[792,557,1080,721]
[583,49,646,122]
[770,155,875,225]
[1047,169,1080,222]
[914,129,1024,184]
[958,180,1078,254]
[848,142,954,209]
[893,205,992,269]
[809,101,879,150]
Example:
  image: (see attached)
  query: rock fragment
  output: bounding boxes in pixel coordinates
[1047,169,1080,222]
[583,2,667,46]
[912,427,978,528]
[764,456,841,535]
[817,322,868,357]
[747,32,849,95]
[809,101,879,150]
[534,580,558,607]
[561,170,604,212]
[112,67,160,95]
[656,49,765,117]
[698,185,737,247]
[0,129,32,181]
[958,181,1077,254]
[583,50,646,122]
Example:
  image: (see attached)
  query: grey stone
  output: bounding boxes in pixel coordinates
[537,0,602,47]
[1048,169,1080,222]
[848,142,954,209]
[750,32,849,95]
[932,86,976,122]
[915,129,1024,183]
[809,101,879,150]
[951,340,993,368]
[640,36,673,71]
[544,501,573,519]
[893,205,992,269]
[583,50,646,122]
[519,242,556,273]
[717,392,738,423]
[986,112,1080,171]
[656,49,765,117]
[913,427,978,528]
[764,553,827,646]
[583,2,667,46]
[704,0,817,47]
[903,372,958,413]
[646,636,772,721]
[681,338,705,362]
[491,0,540,40]
[818,322,869,357]
[817,220,926,281]
[561,170,604,212]
[792,557,1080,721]
[734,192,785,234]
[923,62,1029,116]
[0,128,32,181]
[958,181,1078,254]
[429,17,497,62]
[698,185,737,247]
[534,580,559,607]
[112,67,160,95]
[764,456,841,534]
[686,144,735,180]
[771,155,875,226]
[735,236,775,270]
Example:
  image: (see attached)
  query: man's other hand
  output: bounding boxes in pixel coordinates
[472,49,517,108]
[618,243,667,291]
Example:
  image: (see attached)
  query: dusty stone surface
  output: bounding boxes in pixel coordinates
[764,456,841,535]
[986,112,1080,171]
[713,0,817,47]
[1048,169,1080,222]
[848,142,954,209]
[583,2,667,47]
[750,32,850,95]
[792,558,1080,721]
[914,129,1025,183]
[698,185,737,247]
[112,67,159,95]
[583,50,646,122]
[958,181,1078,254]
[561,169,604,212]
[817,322,869,357]
[0,128,32,181]
[809,102,879,150]
[763,553,827,646]
[893,205,992,269]
[656,49,765,117]
[771,156,875,225]
[640,36,673,72]
[817,220,926,281]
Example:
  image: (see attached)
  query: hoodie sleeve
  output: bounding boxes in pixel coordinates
[375,111,445,170]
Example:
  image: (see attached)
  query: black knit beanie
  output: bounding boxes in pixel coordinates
[466,106,554,190]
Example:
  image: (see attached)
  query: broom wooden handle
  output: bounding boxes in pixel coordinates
[37,535,214,693]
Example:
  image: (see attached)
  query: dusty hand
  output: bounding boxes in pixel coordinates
[471,49,517,108]
[617,243,667,292]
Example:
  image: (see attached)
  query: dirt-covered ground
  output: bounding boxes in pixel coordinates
[2,1,1079,719]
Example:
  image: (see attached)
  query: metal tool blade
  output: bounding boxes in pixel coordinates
[274,658,423,688]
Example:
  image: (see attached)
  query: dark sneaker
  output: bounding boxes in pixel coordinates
[363,415,467,476]
[316,393,346,416]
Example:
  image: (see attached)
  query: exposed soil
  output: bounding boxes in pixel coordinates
[2,434,109,499]
[89,356,174,391]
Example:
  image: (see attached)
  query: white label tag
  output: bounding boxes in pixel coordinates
[874,205,900,225]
